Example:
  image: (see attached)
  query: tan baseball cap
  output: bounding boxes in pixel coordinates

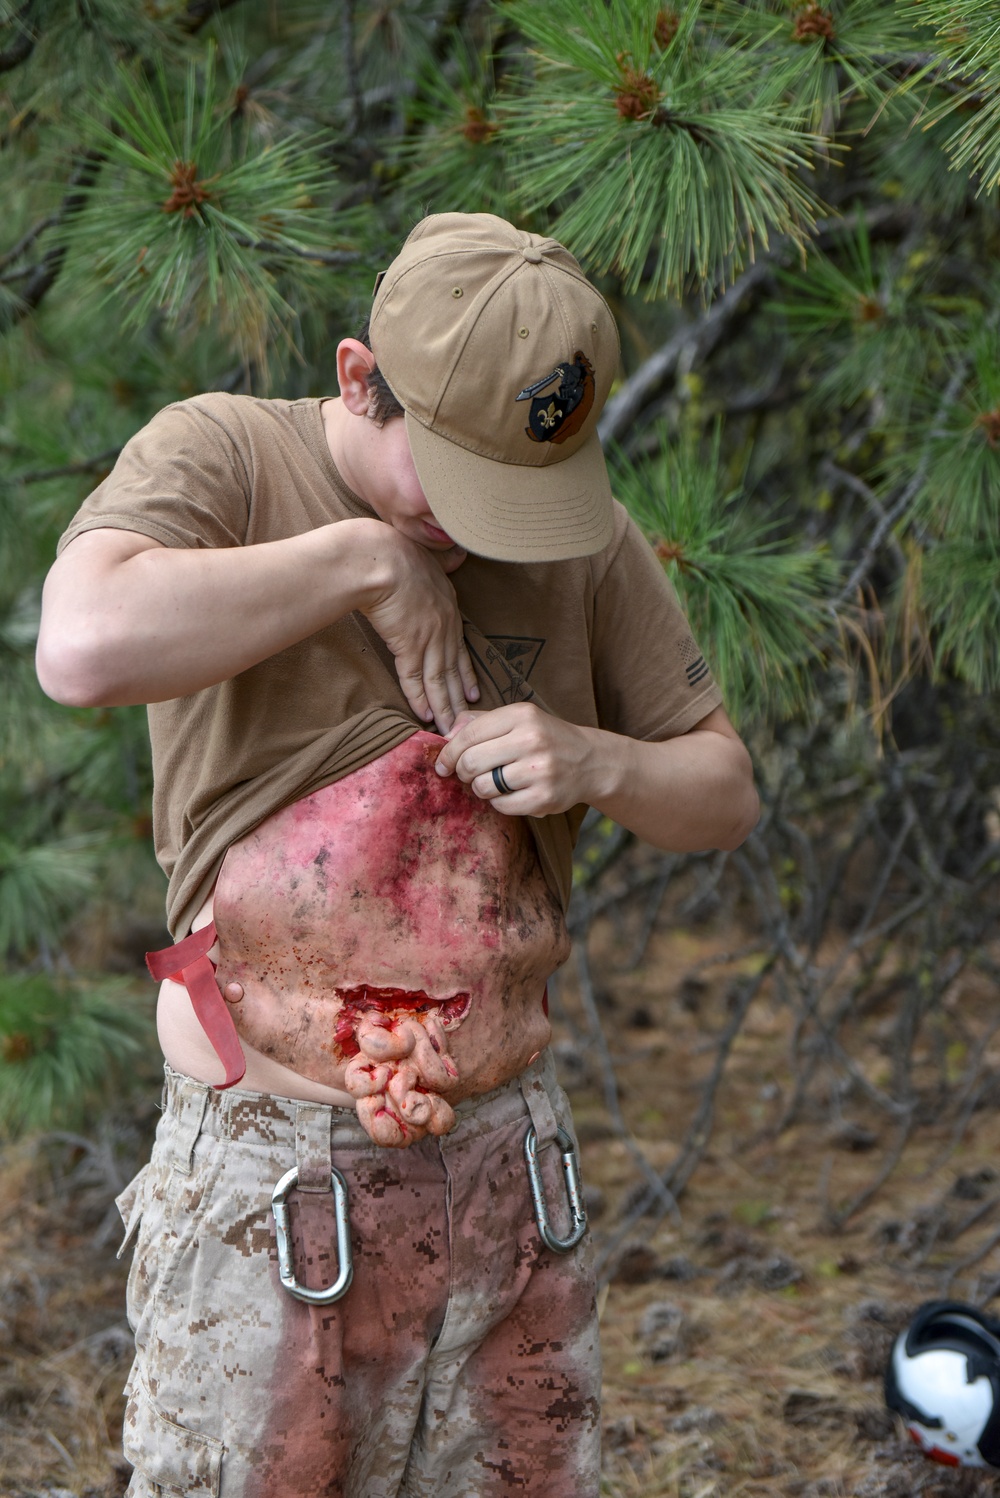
[368,212,620,563]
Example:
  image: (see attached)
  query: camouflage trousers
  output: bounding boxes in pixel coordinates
[115,1053,600,1497]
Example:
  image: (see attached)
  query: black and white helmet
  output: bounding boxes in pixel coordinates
[885,1300,1000,1469]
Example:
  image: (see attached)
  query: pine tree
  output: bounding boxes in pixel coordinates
[1,0,998,1130]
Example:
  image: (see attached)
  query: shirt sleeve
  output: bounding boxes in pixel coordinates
[590,507,723,740]
[56,397,251,555]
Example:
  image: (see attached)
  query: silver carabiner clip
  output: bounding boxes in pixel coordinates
[271,1165,354,1305]
[523,1123,588,1254]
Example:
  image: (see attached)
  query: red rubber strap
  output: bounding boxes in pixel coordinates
[179,953,246,1088]
[146,920,218,979]
[145,922,246,1089]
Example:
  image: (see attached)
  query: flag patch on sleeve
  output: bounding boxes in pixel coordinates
[678,635,710,687]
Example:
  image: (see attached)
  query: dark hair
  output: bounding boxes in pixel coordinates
[356,318,404,426]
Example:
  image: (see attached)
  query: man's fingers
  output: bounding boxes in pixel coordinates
[396,626,473,735]
[396,660,435,725]
[444,660,472,729]
[470,767,520,801]
[421,652,458,736]
[446,709,482,739]
[431,621,477,729]
[436,708,516,775]
[457,640,480,704]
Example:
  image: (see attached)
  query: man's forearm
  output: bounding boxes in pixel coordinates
[38,518,399,707]
[583,722,759,853]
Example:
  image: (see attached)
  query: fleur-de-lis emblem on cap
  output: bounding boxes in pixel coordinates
[516,352,595,444]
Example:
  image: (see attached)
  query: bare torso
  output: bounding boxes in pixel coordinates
[157,733,570,1143]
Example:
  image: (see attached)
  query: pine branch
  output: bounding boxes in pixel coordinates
[833,356,972,608]
[341,0,363,139]
[612,425,839,724]
[56,52,350,366]
[819,460,908,579]
[904,0,1000,188]
[0,211,59,274]
[179,0,247,34]
[0,0,36,74]
[394,25,511,219]
[0,150,104,331]
[0,974,150,1133]
[598,260,772,445]
[500,0,840,297]
[14,448,122,485]
[599,205,916,445]
[230,235,360,268]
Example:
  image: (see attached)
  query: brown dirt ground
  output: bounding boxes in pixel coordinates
[2,906,1000,1498]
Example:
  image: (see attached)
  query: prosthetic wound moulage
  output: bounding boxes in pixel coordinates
[335,984,470,1147]
[208,731,568,1145]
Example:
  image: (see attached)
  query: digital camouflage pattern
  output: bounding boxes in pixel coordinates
[117,1057,599,1497]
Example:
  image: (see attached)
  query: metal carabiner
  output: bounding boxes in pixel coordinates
[271,1165,354,1305]
[523,1123,588,1254]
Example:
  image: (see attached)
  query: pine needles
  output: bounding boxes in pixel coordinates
[63,47,355,368]
[920,538,1000,695]
[611,427,839,725]
[0,974,150,1135]
[494,0,824,297]
[394,33,512,218]
[911,0,1000,193]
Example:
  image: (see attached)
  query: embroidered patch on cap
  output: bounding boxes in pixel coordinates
[516,352,595,445]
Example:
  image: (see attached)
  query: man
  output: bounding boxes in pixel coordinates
[37,212,757,1497]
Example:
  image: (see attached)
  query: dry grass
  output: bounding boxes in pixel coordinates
[564,917,1000,1498]
[0,1130,148,1498]
[2,913,1000,1497]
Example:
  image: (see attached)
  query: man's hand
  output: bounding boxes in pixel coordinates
[435,703,760,853]
[435,704,598,818]
[359,529,479,734]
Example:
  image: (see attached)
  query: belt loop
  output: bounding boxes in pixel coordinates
[518,1055,559,1150]
[295,1103,333,1193]
[169,1081,210,1176]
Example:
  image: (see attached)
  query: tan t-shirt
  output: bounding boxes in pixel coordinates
[58,394,723,935]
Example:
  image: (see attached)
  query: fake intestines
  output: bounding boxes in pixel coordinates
[211,732,569,1146]
[335,984,470,1146]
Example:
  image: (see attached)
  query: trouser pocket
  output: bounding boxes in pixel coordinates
[116,1164,151,1259]
[123,1373,224,1497]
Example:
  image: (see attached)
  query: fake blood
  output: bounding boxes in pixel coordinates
[332,985,471,1059]
[211,730,567,1106]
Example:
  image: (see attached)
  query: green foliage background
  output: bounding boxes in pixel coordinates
[1,0,998,1132]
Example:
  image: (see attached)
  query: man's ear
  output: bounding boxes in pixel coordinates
[336,339,378,417]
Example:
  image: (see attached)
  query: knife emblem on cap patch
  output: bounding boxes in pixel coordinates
[516,352,595,444]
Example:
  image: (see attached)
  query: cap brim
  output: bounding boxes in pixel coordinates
[405,413,615,563]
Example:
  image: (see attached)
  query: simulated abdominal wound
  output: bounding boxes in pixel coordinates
[211,731,569,1148]
[335,984,471,1147]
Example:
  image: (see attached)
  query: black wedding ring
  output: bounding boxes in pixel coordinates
[492,765,514,796]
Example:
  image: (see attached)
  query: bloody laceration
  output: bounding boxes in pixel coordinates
[331,985,471,1059]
